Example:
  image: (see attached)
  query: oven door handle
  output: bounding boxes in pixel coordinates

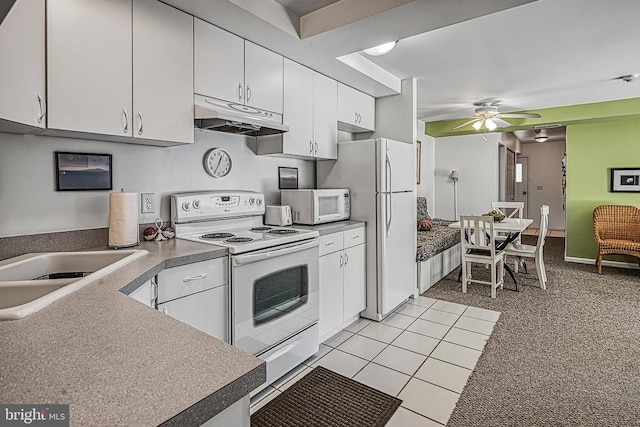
[232,239,319,266]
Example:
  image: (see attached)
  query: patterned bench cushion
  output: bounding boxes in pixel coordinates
[416,220,460,262]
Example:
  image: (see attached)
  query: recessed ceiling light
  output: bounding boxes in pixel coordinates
[363,41,397,56]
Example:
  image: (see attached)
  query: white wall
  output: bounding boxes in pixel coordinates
[519,140,566,230]
[416,120,435,213]
[0,130,315,237]
[434,133,499,220]
[372,78,417,145]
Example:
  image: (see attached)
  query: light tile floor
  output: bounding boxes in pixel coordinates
[250,295,501,426]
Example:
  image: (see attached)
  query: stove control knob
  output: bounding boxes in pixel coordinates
[192,200,201,209]
[256,198,263,206]
[182,201,190,211]
[249,197,255,205]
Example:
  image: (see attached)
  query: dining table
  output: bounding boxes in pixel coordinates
[449,217,534,290]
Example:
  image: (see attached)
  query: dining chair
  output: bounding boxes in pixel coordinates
[460,216,505,298]
[503,205,549,289]
[491,201,525,244]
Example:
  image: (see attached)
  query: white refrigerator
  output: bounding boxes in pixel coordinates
[317,138,417,320]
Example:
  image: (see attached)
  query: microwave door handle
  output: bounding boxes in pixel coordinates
[232,240,318,266]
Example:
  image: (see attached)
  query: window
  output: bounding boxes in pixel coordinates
[516,163,523,183]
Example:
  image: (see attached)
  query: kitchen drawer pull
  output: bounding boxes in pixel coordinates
[122,108,129,134]
[351,235,360,239]
[183,273,207,282]
[37,94,46,124]
[137,112,144,135]
[325,241,335,246]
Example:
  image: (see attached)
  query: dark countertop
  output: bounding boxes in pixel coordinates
[294,220,366,236]
[0,239,265,427]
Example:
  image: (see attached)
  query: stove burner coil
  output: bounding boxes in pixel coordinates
[201,232,234,240]
[250,226,272,232]
[225,237,254,243]
[268,229,299,235]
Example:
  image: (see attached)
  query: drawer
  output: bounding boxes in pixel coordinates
[157,257,228,304]
[319,232,344,256]
[343,226,366,249]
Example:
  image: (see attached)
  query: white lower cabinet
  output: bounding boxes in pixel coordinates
[155,258,229,343]
[129,280,153,307]
[318,226,366,340]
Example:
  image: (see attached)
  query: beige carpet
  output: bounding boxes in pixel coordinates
[424,236,640,426]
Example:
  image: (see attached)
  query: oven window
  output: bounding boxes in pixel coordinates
[318,196,339,216]
[254,265,308,325]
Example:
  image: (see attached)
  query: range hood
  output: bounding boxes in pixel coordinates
[194,94,289,137]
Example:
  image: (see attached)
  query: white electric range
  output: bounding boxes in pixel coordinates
[171,190,320,396]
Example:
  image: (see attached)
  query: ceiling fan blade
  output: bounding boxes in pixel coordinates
[499,113,541,119]
[453,118,480,130]
[492,117,512,128]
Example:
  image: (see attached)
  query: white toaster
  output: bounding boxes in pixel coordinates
[264,205,293,226]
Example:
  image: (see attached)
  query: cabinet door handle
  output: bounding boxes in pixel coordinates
[310,140,314,154]
[344,253,349,265]
[162,307,169,315]
[354,112,358,124]
[314,142,318,154]
[137,112,144,135]
[37,94,46,124]
[246,86,252,102]
[340,254,343,267]
[122,108,129,134]
[183,273,207,282]
[238,83,243,101]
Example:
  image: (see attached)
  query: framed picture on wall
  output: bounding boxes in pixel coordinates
[416,141,422,184]
[610,167,640,192]
[278,167,298,189]
[55,152,112,191]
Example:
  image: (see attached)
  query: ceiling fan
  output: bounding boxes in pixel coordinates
[453,100,541,130]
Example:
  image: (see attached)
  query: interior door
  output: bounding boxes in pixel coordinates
[376,191,416,316]
[515,156,529,218]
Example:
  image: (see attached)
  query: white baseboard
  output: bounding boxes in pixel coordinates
[565,256,639,270]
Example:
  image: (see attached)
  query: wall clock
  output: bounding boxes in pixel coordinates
[203,148,232,178]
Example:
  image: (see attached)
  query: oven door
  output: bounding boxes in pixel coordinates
[231,239,319,356]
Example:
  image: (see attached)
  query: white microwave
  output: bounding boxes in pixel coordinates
[281,189,350,225]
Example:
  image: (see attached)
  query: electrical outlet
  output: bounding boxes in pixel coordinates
[141,193,155,214]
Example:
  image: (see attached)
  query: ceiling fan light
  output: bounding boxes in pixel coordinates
[472,120,483,130]
[485,118,498,131]
[363,41,397,56]
[534,136,548,142]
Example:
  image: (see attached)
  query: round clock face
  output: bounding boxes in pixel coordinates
[203,148,232,178]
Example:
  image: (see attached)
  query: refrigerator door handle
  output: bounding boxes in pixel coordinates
[386,193,392,237]
[385,150,392,193]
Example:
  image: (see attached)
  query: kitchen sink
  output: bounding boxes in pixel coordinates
[0,249,148,320]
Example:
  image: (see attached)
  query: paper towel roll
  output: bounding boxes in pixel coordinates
[108,192,139,248]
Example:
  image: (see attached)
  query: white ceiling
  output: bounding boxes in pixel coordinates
[163,0,640,125]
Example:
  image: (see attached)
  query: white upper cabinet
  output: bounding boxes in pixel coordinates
[244,41,283,114]
[313,72,338,159]
[258,59,336,160]
[133,0,193,144]
[47,0,133,137]
[281,59,314,157]
[194,20,283,114]
[0,0,46,133]
[337,83,375,132]
[194,18,244,104]
[47,0,193,145]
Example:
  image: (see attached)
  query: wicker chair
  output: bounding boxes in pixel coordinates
[593,205,640,274]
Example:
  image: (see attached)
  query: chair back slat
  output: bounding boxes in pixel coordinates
[537,205,550,249]
[460,215,496,255]
[491,201,524,219]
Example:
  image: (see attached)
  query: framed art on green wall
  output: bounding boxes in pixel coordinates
[610,167,640,192]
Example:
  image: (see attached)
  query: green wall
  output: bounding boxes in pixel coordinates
[566,119,640,260]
